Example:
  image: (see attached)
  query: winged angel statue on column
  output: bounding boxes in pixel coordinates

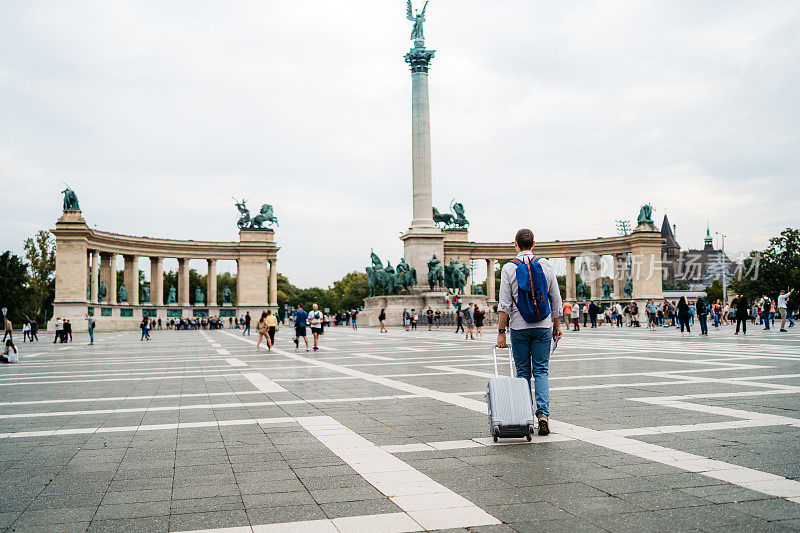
[407,0,429,41]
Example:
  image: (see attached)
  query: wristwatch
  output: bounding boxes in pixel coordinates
[498,328,506,334]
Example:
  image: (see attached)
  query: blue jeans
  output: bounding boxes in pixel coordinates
[510,327,551,417]
[88,328,94,343]
[699,315,708,335]
[352,320,357,330]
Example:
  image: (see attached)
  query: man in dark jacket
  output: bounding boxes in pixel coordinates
[696,296,709,335]
[588,301,600,328]
[733,295,749,335]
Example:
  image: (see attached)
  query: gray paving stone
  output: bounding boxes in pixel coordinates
[167,509,250,531]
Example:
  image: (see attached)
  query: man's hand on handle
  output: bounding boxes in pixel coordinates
[497,332,507,349]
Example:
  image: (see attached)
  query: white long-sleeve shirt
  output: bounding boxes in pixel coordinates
[498,251,562,330]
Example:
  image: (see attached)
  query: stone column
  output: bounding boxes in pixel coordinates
[269,258,278,306]
[124,255,139,305]
[108,253,117,305]
[178,258,190,306]
[613,253,626,299]
[631,245,663,299]
[565,256,576,301]
[587,255,602,301]
[207,259,217,307]
[405,42,436,231]
[150,257,163,305]
[90,250,100,303]
[486,259,496,303]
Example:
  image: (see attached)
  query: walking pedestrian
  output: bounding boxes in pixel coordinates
[140,318,150,341]
[29,318,38,342]
[497,228,562,436]
[454,306,464,334]
[351,310,358,331]
[677,296,691,335]
[308,303,324,351]
[22,320,31,342]
[734,294,749,335]
[434,308,441,329]
[3,317,12,342]
[696,296,709,335]
[403,309,410,331]
[475,306,485,340]
[571,300,580,331]
[426,307,434,330]
[256,312,272,351]
[243,312,251,336]
[84,314,95,345]
[379,308,387,333]
[562,302,572,330]
[266,310,278,346]
[588,301,599,328]
[464,303,475,340]
[53,317,63,343]
[293,304,309,351]
[762,295,772,330]
[778,289,795,332]
[64,319,72,342]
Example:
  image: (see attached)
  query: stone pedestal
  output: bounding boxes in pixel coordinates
[401,228,444,292]
[363,292,489,328]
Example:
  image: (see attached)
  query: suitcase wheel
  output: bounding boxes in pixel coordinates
[492,427,499,443]
[526,434,532,442]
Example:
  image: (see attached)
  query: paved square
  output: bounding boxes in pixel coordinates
[1,325,799,532]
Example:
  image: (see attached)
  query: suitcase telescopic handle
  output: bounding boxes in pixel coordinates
[493,345,515,378]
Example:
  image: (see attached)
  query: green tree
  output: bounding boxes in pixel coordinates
[23,230,55,322]
[705,279,723,302]
[330,272,369,311]
[0,251,31,324]
[731,228,800,302]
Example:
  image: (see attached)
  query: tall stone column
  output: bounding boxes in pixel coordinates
[90,250,100,303]
[405,42,436,230]
[565,256,576,301]
[631,245,663,299]
[124,255,139,305]
[178,258,190,306]
[108,253,117,305]
[269,258,278,306]
[587,255,602,301]
[150,257,163,305]
[613,253,626,299]
[401,41,444,289]
[207,259,217,307]
[486,259,496,303]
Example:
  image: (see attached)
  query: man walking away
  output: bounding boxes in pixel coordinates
[30,319,38,341]
[588,301,599,328]
[497,228,563,436]
[3,317,12,342]
[778,289,794,332]
[64,319,72,342]
[762,295,771,330]
[454,306,464,334]
[734,295,749,335]
[243,312,251,336]
[696,296,709,335]
[308,303,323,351]
[464,303,475,340]
[85,314,95,345]
[426,307,433,330]
[53,317,63,343]
[294,304,309,351]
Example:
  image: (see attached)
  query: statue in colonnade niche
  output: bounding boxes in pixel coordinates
[577,280,587,300]
[86,283,91,300]
[624,279,633,299]
[195,287,205,305]
[222,286,232,304]
[167,285,177,304]
[118,283,128,303]
[98,282,106,302]
[141,284,150,303]
[444,259,468,295]
[602,279,612,299]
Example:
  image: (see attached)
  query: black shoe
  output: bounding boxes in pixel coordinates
[780,329,788,332]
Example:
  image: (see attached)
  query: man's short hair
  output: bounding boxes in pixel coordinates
[298,304,303,309]
[515,228,535,250]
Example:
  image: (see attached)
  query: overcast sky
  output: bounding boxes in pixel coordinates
[2,1,798,286]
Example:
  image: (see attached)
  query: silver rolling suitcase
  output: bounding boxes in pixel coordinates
[486,346,535,442]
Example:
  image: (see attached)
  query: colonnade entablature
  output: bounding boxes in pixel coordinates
[50,209,279,331]
[440,227,664,303]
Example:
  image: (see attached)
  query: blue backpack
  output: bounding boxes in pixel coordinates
[509,256,551,323]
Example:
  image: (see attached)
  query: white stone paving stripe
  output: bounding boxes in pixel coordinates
[241,372,287,393]
[0,391,265,406]
[297,415,500,530]
[0,373,243,387]
[217,348,231,355]
[225,358,248,367]
[0,416,295,439]
[0,394,422,420]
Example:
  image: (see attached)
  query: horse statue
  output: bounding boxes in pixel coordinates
[61,186,80,211]
[366,251,399,296]
[450,201,469,228]
[233,198,251,229]
[432,207,455,228]
[444,259,468,294]
[396,258,417,293]
[252,204,279,228]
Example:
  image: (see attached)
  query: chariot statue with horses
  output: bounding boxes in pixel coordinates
[233,198,278,229]
[432,200,469,229]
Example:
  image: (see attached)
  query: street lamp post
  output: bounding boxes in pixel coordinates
[715,232,727,302]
